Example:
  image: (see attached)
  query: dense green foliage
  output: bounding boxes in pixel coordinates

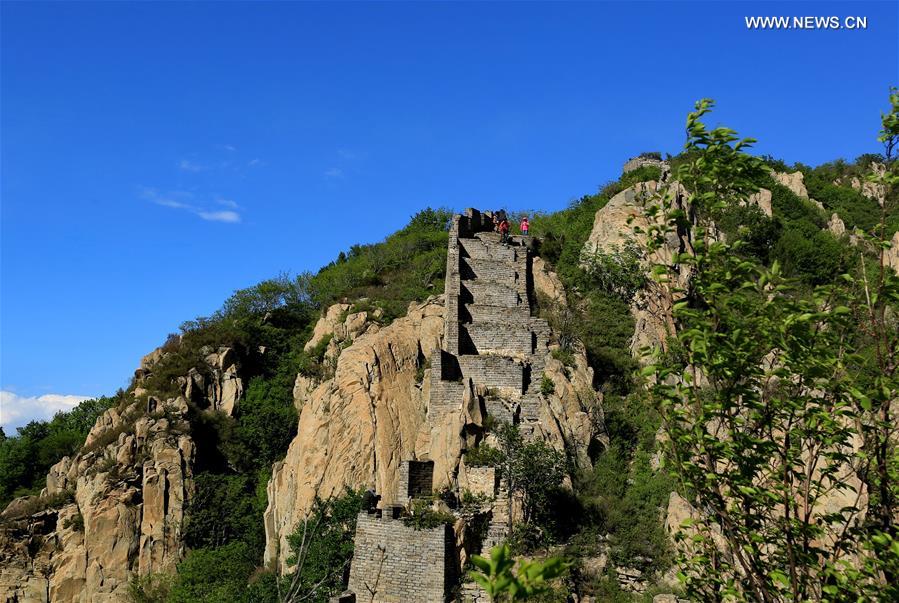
[307,207,453,320]
[574,393,673,575]
[470,544,568,602]
[492,423,572,550]
[281,489,364,603]
[0,393,121,510]
[642,97,899,601]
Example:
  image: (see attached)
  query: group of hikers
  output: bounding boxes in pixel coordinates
[492,209,529,245]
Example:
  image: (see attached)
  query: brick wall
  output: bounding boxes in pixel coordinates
[461,325,532,356]
[461,281,520,308]
[458,356,524,393]
[347,513,457,603]
[395,460,434,505]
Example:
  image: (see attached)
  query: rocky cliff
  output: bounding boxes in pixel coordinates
[0,348,245,602]
[265,210,604,572]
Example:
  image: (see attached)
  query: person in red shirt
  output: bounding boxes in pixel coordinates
[519,216,529,236]
[499,218,510,244]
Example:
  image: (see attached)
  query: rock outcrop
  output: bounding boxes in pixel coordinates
[0,397,195,602]
[836,162,888,206]
[887,231,899,275]
[265,210,604,575]
[264,297,444,569]
[583,180,694,357]
[773,170,809,199]
[134,344,245,416]
[828,212,847,237]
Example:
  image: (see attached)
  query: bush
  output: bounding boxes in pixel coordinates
[281,489,364,603]
[62,511,84,532]
[540,375,555,396]
[168,541,259,603]
[296,334,333,379]
[551,348,576,369]
[576,292,636,393]
[224,375,298,472]
[128,573,174,603]
[773,223,847,285]
[465,444,503,467]
[580,241,645,302]
[715,204,781,265]
[308,208,452,317]
[183,470,269,555]
[403,499,456,530]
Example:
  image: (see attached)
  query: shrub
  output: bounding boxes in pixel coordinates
[183,471,269,555]
[580,241,645,302]
[62,511,84,532]
[281,488,364,603]
[540,375,555,396]
[551,348,576,368]
[128,573,174,603]
[465,444,503,467]
[296,334,333,379]
[168,541,259,603]
[403,499,456,530]
[308,208,452,316]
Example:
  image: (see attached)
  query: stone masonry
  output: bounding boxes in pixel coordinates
[346,209,556,602]
[395,461,435,506]
[430,208,551,430]
[347,511,456,603]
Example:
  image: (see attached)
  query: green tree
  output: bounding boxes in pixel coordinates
[167,541,259,603]
[280,488,364,603]
[638,97,899,601]
[470,544,568,602]
[495,423,568,547]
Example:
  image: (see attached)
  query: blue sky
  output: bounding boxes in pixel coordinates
[1,1,896,430]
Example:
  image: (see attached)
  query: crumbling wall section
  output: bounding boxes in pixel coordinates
[347,512,456,603]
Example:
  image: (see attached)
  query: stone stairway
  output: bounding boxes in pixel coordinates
[430,210,551,418]
[428,209,553,559]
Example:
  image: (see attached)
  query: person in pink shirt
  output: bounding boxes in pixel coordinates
[519,216,529,236]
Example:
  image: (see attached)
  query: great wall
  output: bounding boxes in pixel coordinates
[336,209,583,603]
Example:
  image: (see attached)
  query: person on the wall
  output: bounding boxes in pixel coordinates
[519,216,529,237]
[499,217,510,245]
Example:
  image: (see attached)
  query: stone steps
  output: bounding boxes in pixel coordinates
[461,303,530,325]
[458,355,524,393]
[461,281,521,308]
[459,237,518,262]
[460,324,533,356]
[518,393,542,421]
[460,256,523,286]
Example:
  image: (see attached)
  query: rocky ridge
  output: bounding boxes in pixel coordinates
[0,348,246,602]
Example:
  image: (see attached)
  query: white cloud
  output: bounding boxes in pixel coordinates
[196,210,241,223]
[0,391,93,432]
[143,188,242,224]
[324,167,343,178]
[179,159,205,172]
[154,197,191,209]
[223,144,237,152]
[248,158,263,167]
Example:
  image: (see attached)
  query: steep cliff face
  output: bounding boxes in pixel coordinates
[265,211,604,573]
[0,397,194,602]
[583,180,695,357]
[0,347,246,602]
[264,298,444,569]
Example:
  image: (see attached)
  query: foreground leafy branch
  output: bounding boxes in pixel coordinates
[637,96,899,602]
